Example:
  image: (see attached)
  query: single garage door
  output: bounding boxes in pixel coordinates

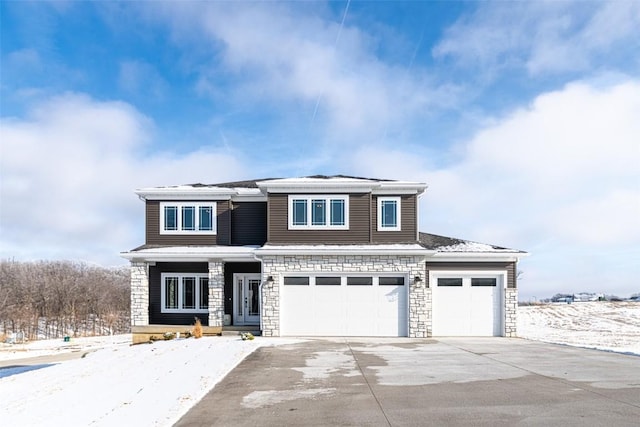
[280,275,408,336]
[432,273,504,336]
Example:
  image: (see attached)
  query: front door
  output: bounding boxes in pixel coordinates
[233,274,261,325]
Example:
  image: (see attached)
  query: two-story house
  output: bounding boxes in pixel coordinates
[121,176,526,343]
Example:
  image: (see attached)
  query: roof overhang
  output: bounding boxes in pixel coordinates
[120,246,260,263]
[256,178,427,195]
[135,187,265,201]
[427,252,529,263]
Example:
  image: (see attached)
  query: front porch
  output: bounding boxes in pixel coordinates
[129,255,264,343]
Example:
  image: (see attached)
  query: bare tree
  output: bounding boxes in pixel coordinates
[0,260,130,340]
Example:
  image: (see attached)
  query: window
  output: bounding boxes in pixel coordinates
[284,276,310,286]
[378,197,401,231]
[288,195,349,229]
[161,274,209,313]
[437,278,463,287]
[316,277,341,286]
[379,277,405,286]
[471,278,497,287]
[160,202,216,234]
[347,276,373,286]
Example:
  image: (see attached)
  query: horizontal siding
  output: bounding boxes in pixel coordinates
[231,202,267,245]
[149,262,209,326]
[371,195,417,243]
[426,261,517,288]
[267,193,371,244]
[146,200,230,246]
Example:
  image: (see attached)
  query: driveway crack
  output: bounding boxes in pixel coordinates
[345,339,392,427]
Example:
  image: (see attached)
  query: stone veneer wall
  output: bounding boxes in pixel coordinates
[259,255,428,337]
[505,288,518,337]
[208,261,225,327]
[130,262,149,326]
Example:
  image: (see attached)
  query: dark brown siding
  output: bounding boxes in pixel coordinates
[425,261,517,288]
[223,262,262,322]
[231,202,267,245]
[371,195,418,243]
[267,193,371,244]
[145,200,231,246]
[149,262,209,325]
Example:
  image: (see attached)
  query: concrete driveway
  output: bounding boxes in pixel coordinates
[175,338,640,426]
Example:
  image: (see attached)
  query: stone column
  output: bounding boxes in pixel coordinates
[408,266,429,338]
[260,268,280,337]
[130,262,149,326]
[208,261,224,327]
[504,288,518,337]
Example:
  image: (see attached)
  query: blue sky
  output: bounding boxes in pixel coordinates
[2,1,639,300]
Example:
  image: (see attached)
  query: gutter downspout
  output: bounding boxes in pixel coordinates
[253,252,264,334]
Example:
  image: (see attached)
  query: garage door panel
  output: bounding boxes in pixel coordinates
[281,276,408,337]
[432,273,504,337]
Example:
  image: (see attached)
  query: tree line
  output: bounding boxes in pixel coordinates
[0,260,130,340]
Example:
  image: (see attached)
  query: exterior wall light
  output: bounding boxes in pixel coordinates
[414,276,423,286]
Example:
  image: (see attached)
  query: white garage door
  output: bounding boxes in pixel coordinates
[432,273,504,336]
[281,275,408,336]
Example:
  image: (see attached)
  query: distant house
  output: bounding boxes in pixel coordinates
[121,176,527,342]
[573,293,602,302]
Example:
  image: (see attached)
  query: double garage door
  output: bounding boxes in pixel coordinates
[431,273,504,336]
[281,275,408,336]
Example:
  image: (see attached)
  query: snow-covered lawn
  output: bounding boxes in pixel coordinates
[518,301,640,355]
[0,335,299,426]
[1,302,638,426]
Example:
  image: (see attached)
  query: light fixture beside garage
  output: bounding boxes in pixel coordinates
[414,276,423,286]
[266,276,274,284]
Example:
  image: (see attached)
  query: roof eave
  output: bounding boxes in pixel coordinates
[428,252,529,262]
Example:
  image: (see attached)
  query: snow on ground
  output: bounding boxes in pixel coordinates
[0,335,300,426]
[0,334,131,362]
[1,302,638,426]
[518,301,640,355]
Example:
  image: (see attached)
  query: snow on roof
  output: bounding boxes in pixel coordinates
[419,232,524,253]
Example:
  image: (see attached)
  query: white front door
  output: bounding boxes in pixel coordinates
[234,274,261,325]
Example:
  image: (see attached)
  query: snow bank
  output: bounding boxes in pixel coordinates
[518,301,640,355]
[0,336,298,426]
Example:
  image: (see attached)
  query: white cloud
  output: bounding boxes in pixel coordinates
[334,78,640,299]
[145,2,457,142]
[0,93,244,265]
[433,1,640,75]
[419,79,640,298]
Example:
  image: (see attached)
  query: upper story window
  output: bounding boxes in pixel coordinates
[288,195,349,230]
[160,202,217,234]
[378,197,401,231]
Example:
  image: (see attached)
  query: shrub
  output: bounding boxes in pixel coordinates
[193,317,203,339]
[240,332,254,341]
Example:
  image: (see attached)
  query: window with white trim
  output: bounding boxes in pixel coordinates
[288,195,349,229]
[160,202,216,234]
[378,197,401,231]
[161,273,209,313]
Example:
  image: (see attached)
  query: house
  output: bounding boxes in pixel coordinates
[121,176,527,343]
